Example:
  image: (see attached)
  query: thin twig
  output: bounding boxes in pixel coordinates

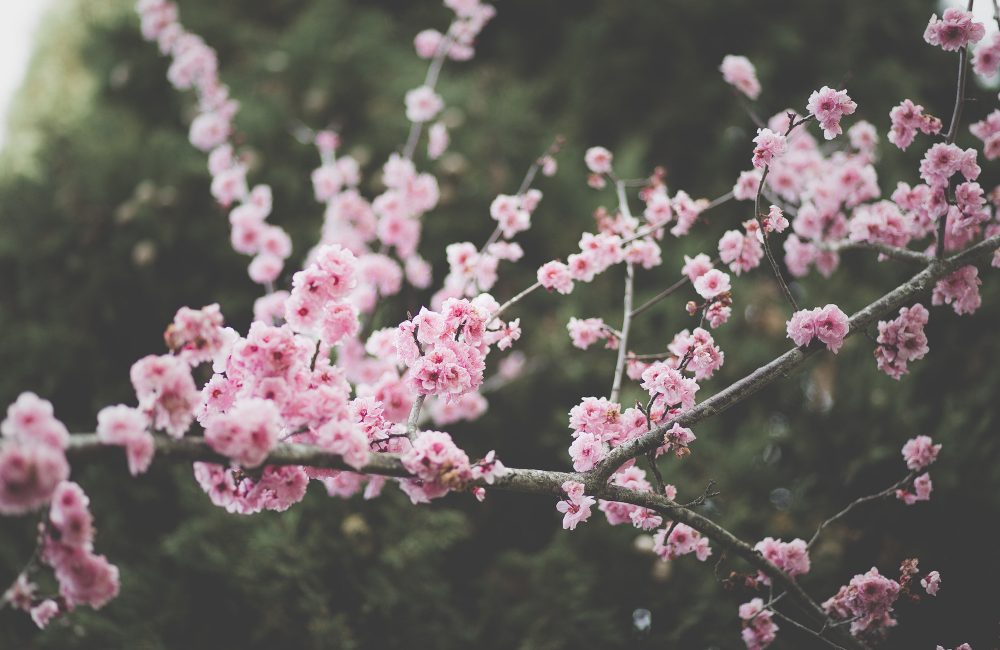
[937,0,974,258]
[807,472,915,549]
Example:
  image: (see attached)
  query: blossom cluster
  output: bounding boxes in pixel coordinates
[896,435,940,506]
[136,0,294,285]
[874,303,929,379]
[0,393,70,515]
[785,304,850,353]
[738,598,779,650]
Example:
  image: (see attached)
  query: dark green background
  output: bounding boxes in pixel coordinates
[1,0,997,648]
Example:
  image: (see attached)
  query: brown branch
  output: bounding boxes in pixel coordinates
[590,233,1000,486]
[63,433,867,649]
[819,240,930,264]
[807,472,915,549]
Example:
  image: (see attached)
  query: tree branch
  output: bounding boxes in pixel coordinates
[64,432,867,649]
[590,233,1000,486]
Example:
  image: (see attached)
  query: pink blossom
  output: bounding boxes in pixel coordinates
[568,432,607,471]
[754,537,811,585]
[718,228,764,275]
[922,570,941,596]
[924,8,985,51]
[897,472,933,505]
[786,305,849,353]
[53,547,120,610]
[681,253,714,281]
[404,85,444,123]
[974,32,1000,77]
[875,304,930,379]
[889,99,943,151]
[0,441,69,515]
[652,523,711,561]
[30,599,59,629]
[739,598,779,650]
[414,28,444,58]
[49,481,94,548]
[401,430,471,500]
[556,480,596,530]
[760,204,788,235]
[751,128,787,169]
[204,398,282,468]
[567,317,609,349]
[640,363,699,410]
[164,303,229,366]
[96,405,155,476]
[919,143,979,188]
[130,354,199,437]
[2,392,69,449]
[693,268,731,299]
[584,146,613,174]
[932,265,981,315]
[188,111,229,151]
[823,567,900,641]
[806,86,857,140]
[733,169,762,201]
[428,121,449,159]
[849,120,878,153]
[720,55,761,100]
[901,435,941,471]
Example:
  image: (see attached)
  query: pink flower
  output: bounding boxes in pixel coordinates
[924,8,985,51]
[0,441,69,515]
[681,253,714,281]
[96,405,155,476]
[204,398,282,468]
[761,205,788,234]
[414,28,444,59]
[739,598,779,650]
[49,481,94,548]
[921,570,941,596]
[2,392,69,449]
[652,523,711,561]
[919,143,979,188]
[718,228,764,275]
[427,121,449,159]
[720,55,761,100]
[30,599,59,629]
[974,33,1000,76]
[568,432,607,471]
[786,305,849,353]
[733,169,762,201]
[875,304,930,379]
[567,317,609,350]
[556,480,596,530]
[401,430,472,500]
[693,269,731,300]
[806,86,857,140]
[896,472,933,505]
[751,128,787,169]
[932,265,981,315]
[889,99,942,150]
[130,354,199,437]
[753,537,811,585]
[823,567,901,641]
[404,85,444,123]
[901,435,941,471]
[53,547,120,610]
[188,111,229,152]
[584,146,613,174]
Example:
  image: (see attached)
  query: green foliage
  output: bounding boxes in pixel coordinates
[2,0,999,647]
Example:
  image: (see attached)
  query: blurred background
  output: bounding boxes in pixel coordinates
[1,0,998,648]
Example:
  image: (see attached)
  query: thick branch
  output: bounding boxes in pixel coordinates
[64,432,865,648]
